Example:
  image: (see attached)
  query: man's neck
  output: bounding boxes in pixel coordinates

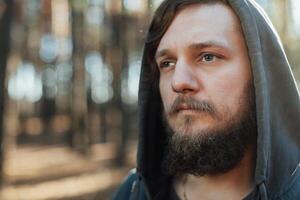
[173,147,256,200]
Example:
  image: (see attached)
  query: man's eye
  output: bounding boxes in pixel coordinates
[159,60,176,68]
[201,54,217,62]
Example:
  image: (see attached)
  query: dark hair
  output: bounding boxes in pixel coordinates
[144,0,228,81]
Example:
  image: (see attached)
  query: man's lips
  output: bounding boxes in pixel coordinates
[176,103,190,111]
[175,104,197,113]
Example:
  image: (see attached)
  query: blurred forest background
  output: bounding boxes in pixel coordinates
[0,0,299,199]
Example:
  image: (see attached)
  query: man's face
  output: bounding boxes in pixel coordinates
[156,3,253,137]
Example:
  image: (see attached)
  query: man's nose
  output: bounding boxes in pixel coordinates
[171,61,200,94]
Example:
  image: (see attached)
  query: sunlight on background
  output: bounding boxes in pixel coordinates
[39,34,59,63]
[86,0,105,26]
[43,65,57,98]
[151,0,164,9]
[292,0,300,35]
[85,52,114,104]
[124,0,146,12]
[8,62,43,103]
[121,53,141,105]
[42,63,73,98]
[56,62,73,96]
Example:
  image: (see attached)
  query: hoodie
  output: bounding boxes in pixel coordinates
[112,0,300,199]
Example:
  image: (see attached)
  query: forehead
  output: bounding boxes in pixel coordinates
[157,3,243,52]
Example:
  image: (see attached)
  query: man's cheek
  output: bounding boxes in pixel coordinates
[160,87,171,109]
[162,97,171,113]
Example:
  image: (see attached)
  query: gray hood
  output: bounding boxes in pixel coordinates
[137,0,300,199]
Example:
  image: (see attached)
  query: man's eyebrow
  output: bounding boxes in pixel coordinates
[188,41,230,50]
[155,41,230,60]
[155,49,171,60]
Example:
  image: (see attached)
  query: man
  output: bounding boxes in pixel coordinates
[113,0,300,199]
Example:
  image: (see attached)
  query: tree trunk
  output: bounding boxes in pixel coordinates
[0,0,13,186]
[70,0,89,154]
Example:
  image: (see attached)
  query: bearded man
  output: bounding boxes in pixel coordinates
[113,0,300,199]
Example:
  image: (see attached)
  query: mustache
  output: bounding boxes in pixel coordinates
[167,96,218,117]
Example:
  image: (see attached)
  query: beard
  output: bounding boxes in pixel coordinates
[161,85,257,177]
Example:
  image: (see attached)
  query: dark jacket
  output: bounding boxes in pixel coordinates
[113,0,300,199]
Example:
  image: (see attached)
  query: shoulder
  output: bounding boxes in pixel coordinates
[276,164,300,200]
[112,169,143,200]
